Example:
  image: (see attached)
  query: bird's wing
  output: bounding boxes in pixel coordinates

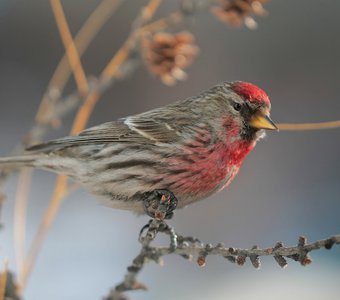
[26,117,181,152]
[80,117,181,143]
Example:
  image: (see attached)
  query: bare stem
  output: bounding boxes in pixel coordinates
[19,175,68,292]
[278,120,340,131]
[72,0,163,133]
[104,222,340,300]
[13,169,32,284]
[36,0,123,124]
[102,0,163,79]
[50,0,89,95]
[18,0,163,293]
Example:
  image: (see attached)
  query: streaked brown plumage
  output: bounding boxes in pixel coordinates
[0,81,277,214]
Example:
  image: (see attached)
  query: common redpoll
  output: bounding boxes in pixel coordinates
[0,81,277,217]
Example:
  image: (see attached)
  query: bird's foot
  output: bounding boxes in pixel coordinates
[143,189,178,220]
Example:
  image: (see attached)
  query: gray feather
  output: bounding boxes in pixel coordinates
[26,114,184,153]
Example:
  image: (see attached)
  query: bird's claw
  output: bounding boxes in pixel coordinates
[143,189,178,220]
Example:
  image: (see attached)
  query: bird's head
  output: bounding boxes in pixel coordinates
[219,81,277,142]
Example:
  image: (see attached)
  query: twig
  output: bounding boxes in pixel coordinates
[13,169,32,285]
[278,120,340,131]
[74,0,163,133]
[102,0,162,79]
[104,221,340,300]
[19,0,163,293]
[35,0,122,124]
[158,235,340,267]
[36,0,123,124]
[104,220,177,300]
[50,0,89,95]
[19,175,68,292]
[20,0,169,291]
[19,0,90,290]
[9,2,123,278]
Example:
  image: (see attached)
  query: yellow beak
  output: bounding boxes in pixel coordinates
[249,110,278,130]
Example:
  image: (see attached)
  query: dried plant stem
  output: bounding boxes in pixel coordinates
[20,0,89,290]
[36,0,122,124]
[71,92,101,134]
[73,0,163,131]
[19,0,163,293]
[19,175,68,293]
[50,0,89,95]
[73,0,164,132]
[278,120,340,131]
[0,258,9,300]
[102,0,162,78]
[13,168,32,284]
[11,1,122,292]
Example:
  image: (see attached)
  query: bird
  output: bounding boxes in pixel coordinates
[0,81,277,217]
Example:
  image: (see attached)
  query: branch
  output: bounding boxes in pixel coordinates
[104,220,340,300]
[277,120,340,131]
[19,0,164,293]
[36,0,123,124]
[50,0,89,95]
[13,169,32,285]
[18,0,91,289]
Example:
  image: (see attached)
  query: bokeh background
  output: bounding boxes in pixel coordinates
[1,1,340,299]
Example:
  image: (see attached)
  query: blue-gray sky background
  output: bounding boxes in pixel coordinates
[1,1,340,299]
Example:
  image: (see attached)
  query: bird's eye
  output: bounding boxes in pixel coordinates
[233,103,242,111]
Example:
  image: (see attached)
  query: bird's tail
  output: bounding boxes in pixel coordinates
[0,154,41,169]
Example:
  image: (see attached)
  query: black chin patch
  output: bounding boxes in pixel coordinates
[241,126,258,141]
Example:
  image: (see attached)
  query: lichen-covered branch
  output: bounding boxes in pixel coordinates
[104,220,340,300]
[2,219,339,300]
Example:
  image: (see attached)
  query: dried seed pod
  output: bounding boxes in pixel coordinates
[141,31,199,85]
[211,0,269,29]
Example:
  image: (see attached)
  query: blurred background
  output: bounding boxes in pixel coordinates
[1,0,340,299]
